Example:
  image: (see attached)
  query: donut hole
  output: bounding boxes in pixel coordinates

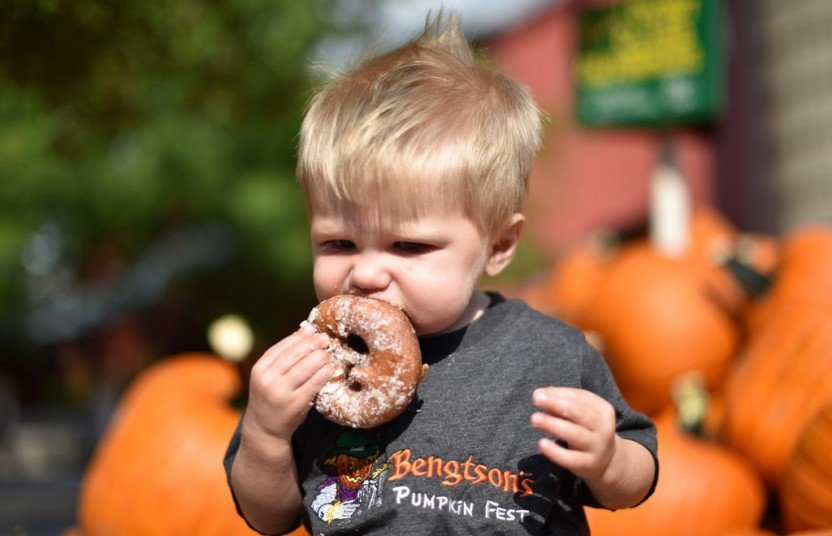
[346,334,369,355]
[348,378,363,392]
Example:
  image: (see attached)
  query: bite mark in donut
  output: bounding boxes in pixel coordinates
[308,295,426,428]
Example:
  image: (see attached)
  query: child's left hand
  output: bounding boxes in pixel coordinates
[530,387,618,483]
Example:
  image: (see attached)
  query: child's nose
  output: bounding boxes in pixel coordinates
[349,253,391,293]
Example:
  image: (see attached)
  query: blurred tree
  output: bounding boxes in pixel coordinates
[0,0,331,402]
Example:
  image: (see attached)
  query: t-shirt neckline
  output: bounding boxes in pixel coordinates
[417,291,507,364]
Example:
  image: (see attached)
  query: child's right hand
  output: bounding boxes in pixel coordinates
[243,321,334,444]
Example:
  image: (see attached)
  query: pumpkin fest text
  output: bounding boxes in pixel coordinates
[388,449,535,497]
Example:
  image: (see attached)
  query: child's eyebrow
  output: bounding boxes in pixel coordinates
[388,224,453,243]
[308,223,346,239]
[309,214,346,230]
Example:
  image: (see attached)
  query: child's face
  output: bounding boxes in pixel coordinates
[309,196,503,336]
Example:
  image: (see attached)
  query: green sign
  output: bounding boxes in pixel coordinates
[576,0,723,126]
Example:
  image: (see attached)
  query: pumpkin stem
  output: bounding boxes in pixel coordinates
[671,372,710,436]
[720,255,772,299]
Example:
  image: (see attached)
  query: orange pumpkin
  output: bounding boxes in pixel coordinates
[587,410,766,536]
[705,531,776,536]
[781,402,832,532]
[687,205,736,262]
[734,233,780,279]
[76,353,307,536]
[721,313,832,488]
[546,231,617,329]
[501,273,560,316]
[584,243,740,415]
[671,206,779,316]
[686,207,746,314]
[743,225,832,333]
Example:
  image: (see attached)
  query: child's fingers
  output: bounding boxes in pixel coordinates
[537,437,592,473]
[276,334,330,376]
[532,388,610,431]
[257,329,328,375]
[530,412,593,452]
[296,358,336,405]
[254,325,314,369]
[538,433,617,481]
[284,348,333,390]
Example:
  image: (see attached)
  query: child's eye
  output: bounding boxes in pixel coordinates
[322,239,355,251]
[394,241,432,254]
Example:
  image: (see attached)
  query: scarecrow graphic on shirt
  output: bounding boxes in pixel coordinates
[312,431,389,523]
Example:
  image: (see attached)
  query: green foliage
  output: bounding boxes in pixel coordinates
[0,0,327,358]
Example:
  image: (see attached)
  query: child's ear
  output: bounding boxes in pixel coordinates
[485,213,525,277]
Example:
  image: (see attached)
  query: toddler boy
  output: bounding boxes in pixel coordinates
[225,12,657,535]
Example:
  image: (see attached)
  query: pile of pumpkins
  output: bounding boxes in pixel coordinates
[65,206,832,536]
[510,206,832,535]
[63,354,293,536]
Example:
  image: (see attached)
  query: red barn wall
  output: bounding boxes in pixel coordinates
[488,4,716,256]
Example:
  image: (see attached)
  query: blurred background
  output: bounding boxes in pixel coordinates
[2,0,832,534]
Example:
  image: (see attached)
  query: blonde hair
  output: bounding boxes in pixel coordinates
[297,11,542,235]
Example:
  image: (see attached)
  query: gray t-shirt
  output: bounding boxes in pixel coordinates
[224,294,658,535]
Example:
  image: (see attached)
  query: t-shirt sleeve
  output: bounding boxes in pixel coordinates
[223,415,254,525]
[224,411,312,533]
[572,339,659,509]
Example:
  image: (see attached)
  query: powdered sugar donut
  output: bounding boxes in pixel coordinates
[308,295,426,428]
